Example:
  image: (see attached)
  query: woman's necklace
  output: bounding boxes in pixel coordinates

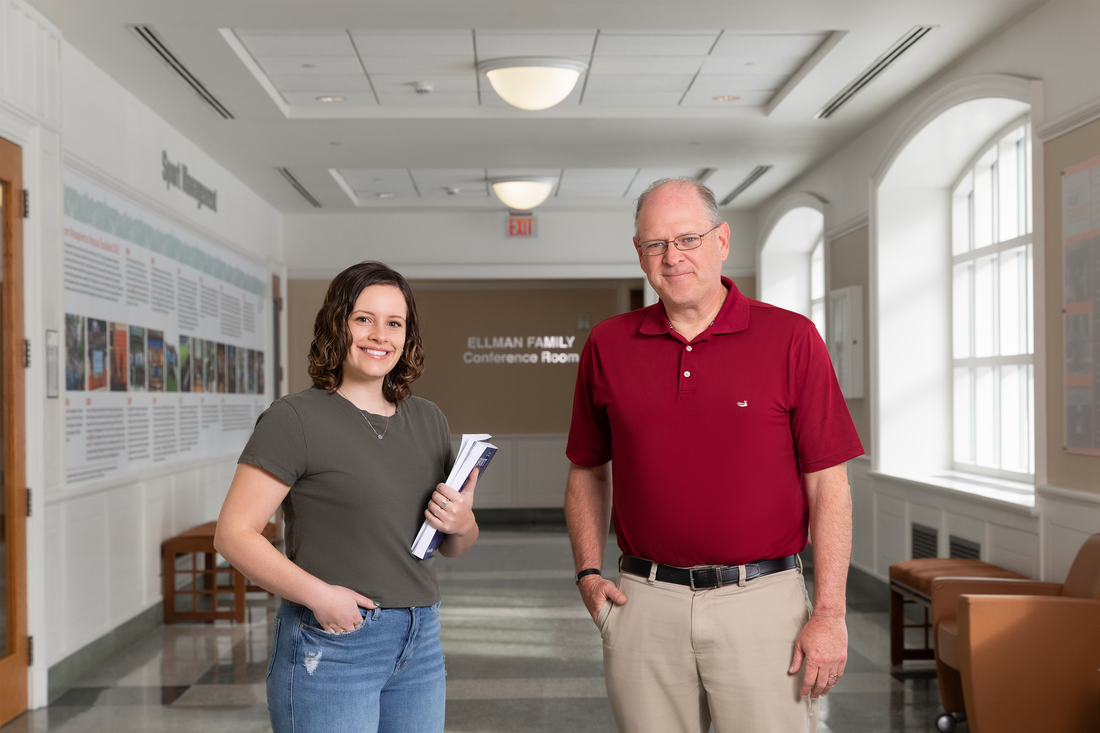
[337,388,392,440]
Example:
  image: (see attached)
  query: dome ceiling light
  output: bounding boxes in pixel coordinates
[489,176,557,211]
[477,57,588,111]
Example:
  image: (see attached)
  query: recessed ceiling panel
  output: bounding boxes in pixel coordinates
[368,74,477,93]
[373,91,480,107]
[711,33,827,58]
[411,169,490,197]
[557,168,638,197]
[236,31,356,57]
[340,169,420,198]
[680,90,772,106]
[255,56,364,76]
[699,55,804,76]
[269,74,372,93]
[475,31,596,60]
[360,56,475,76]
[350,31,474,57]
[691,74,789,93]
[595,33,718,57]
[588,56,705,75]
[281,92,378,106]
[582,92,684,107]
[583,74,694,94]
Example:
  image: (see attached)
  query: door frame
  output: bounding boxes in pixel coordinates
[0,135,28,726]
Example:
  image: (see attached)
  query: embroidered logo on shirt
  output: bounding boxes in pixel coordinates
[737,401,748,407]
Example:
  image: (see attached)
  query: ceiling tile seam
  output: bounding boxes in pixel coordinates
[346,30,382,106]
[622,169,641,199]
[577,30,601,106]
[329,168,361,207]
[553,168,564,198]
[678,29,723,106]
[407,169,422,198]
[472,30,483,106]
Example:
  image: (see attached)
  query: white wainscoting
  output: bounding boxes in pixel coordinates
[850,457,1100,585]
[43,457,237,668]
[452,434,569,509]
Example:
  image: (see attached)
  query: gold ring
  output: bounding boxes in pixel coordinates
[828,674,839,678]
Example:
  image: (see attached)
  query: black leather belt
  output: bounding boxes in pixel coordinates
[620,554,799,590]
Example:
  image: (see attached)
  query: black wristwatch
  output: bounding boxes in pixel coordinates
[575,568,602,584]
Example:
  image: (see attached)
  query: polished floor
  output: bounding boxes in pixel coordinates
[2,526,957,732]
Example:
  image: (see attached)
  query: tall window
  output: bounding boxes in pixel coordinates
[951,124,1033,478]
[810,238,825,340]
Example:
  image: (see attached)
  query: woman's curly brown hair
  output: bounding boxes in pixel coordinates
[307,261,424,403]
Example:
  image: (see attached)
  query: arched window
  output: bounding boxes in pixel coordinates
[951,123,1033,477]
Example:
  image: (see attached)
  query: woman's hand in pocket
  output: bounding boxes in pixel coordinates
[312,585,375,634]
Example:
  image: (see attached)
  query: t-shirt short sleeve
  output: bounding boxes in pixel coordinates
[787,319,864,473]
[566,332,613,467]
[238,398,308,487]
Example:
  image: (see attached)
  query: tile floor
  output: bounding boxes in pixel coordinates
[1,527,959,732]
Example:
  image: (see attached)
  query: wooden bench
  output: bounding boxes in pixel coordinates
[889,558,1027,665]
[162,520,275,624]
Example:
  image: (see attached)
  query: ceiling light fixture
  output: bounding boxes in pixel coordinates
[713,95,741,102]
[489,177,557,210]
[376,192,395,199]
[478,57,588,111]
[317,96,345,103]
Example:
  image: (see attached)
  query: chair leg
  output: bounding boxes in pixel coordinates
[890,588,904,665]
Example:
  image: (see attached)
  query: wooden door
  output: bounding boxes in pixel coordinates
[0,136,27,726]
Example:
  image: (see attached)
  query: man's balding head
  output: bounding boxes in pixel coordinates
[633,178,721,238]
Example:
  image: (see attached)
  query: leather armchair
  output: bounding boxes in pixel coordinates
[929,533,1100,733]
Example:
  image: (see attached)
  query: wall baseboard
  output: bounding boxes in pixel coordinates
[48,602,163,703]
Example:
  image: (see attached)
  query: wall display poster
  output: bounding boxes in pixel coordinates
[63,170,269,486]
[1062,154,1100,455]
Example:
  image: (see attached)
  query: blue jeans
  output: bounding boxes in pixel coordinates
[267,601,446,733]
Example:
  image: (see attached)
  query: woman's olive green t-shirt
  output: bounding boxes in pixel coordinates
[238,386,454,607]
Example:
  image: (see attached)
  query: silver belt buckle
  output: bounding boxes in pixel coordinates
[689,565,722,591]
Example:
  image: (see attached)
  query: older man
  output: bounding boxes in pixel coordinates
[565,178,863,733]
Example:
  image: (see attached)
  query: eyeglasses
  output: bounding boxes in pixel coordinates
[637,223,722,256]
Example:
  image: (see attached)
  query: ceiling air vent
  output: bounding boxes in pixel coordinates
[129,25,234,120]
[911,523,938,560]
[815,26,935,120]
[276,168,322,208]
[719,165,772,206]
[949,535,981,561]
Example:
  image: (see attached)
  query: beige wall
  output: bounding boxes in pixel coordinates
[828,226,872,455]
[1044,118,1100,493]
[287,279,628,434]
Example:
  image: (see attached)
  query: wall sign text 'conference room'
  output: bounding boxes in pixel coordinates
[464,335,580,365]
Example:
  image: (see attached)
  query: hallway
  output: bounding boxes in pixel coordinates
[0,526,948,733]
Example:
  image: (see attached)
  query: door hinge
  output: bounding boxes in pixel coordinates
[27,636,33,666]
[24,338,30,368]
[26,487,32,517]
[22,189,29,218]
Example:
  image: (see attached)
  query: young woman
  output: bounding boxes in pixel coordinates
[215,261,478,733]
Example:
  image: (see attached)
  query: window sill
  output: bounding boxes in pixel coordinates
[868,468,1036,512]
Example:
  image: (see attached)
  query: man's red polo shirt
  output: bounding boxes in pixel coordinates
[567,278,864,567]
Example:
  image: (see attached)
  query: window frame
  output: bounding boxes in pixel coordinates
[949,115,1034,483]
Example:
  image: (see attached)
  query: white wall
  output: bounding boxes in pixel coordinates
[756,1,1100,585]
[23,41,286,708]
[282,205,756,281]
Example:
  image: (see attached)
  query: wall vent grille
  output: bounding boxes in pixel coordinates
[276,168,322,208]
[911,523,938,559]
[949,536,981,561]
[129,25,235,120]
[719,165,772,206]
[815,26,935,120]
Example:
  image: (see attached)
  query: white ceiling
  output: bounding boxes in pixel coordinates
[28,0,1044,214]
[233,29,828,111]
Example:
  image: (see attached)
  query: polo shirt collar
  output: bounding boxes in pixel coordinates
[639,277,750,337]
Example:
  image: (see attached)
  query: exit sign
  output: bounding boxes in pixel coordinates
[507,214,536,237]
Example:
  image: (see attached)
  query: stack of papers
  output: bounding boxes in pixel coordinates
[410,433,498,559]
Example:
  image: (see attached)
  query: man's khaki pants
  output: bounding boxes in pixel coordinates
[597,565,817,733]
